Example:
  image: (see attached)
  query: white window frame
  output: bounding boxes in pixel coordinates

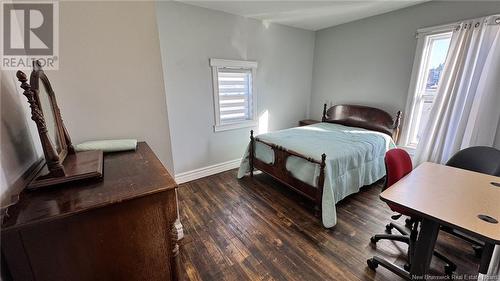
[210,59,258,132]
[400,26,454,153]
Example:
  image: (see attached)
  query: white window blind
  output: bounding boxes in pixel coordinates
[218,70,252,123]
[210,59,257,132]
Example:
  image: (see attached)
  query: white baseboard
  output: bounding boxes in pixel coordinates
[175,158,242,184]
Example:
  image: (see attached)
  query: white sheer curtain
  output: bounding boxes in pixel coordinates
[414,16,500,165]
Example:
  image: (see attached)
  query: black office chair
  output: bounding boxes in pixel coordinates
[446,146,500,176]
[444,146,500,257]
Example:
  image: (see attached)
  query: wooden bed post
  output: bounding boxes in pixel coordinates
[322,103,327,122]
[392,111,402,143]
[249,130,254,177]
[315,153,327,218]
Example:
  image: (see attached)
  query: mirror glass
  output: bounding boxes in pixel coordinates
[37,80,61,152]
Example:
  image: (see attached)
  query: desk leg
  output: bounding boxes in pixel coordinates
[410,218,440,280]
[479,243,494,274]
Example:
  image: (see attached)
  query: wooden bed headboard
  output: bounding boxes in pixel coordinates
[321,104,402,142]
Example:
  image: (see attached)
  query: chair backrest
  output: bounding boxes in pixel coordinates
[446,146,500,176]
[384,148,413,190]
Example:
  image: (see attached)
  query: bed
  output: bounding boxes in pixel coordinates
[237,104,402,228]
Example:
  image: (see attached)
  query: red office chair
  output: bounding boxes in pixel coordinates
[367,149,456,278]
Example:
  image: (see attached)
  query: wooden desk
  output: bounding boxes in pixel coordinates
[380,162,500,279]
[1,142,182,281]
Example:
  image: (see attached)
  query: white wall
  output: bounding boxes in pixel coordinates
[310,1,500,123]
[156,2,315,175]
[46,1,174,172]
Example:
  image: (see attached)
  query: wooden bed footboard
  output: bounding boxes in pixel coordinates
[249,130,326,217]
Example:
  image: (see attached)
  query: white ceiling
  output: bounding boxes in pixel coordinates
[180,1,427,31]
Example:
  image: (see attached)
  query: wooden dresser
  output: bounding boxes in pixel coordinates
[1,142,182,281]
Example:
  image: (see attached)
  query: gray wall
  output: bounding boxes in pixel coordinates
[156,2,315,174]
[310,1,500,123]
[46,1,174,172]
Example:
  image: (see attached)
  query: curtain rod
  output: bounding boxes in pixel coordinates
[417,14,500,35]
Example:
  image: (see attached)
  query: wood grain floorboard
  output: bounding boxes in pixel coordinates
[178,170,480,281]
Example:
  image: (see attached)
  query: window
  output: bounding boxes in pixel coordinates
[402,31,452,148]
[210,59,258,132]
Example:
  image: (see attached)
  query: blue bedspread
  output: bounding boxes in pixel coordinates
[238,122,396,228]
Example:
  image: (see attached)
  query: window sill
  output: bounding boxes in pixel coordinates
[214,120,257,132]
[399,145,417,156]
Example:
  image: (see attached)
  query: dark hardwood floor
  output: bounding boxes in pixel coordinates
[177,170,480,281]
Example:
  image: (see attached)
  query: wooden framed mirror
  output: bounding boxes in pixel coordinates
[17,61,103,189]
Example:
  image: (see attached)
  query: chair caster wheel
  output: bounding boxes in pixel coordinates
[367,258,378,270]
[405,218,413,228]
[403,263,410,271]
[385,224,392,234]
[473,245,483,258]
[444,264,456,275]
[370,236,378,244]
